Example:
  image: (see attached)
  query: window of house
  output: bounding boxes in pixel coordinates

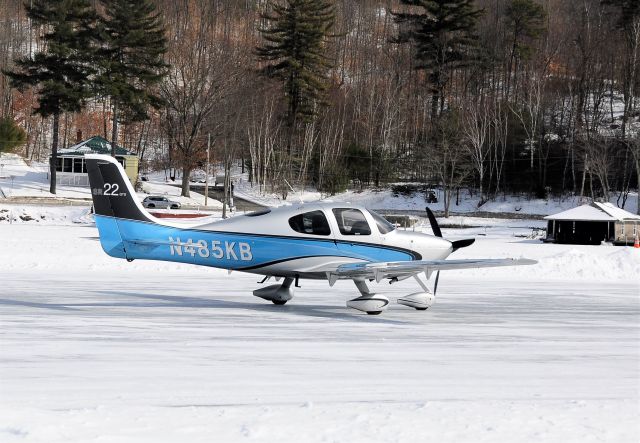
[332,208,371,236]
[63,158,73,172]
[289,210,331,236]
[73,158,83,173]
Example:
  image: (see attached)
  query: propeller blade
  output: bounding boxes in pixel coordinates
[451,238,475,252]
[425,207,442,238]
[433,271,440,296]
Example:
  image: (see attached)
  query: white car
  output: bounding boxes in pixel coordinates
[142,196,181,209]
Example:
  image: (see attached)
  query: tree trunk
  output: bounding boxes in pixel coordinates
[49,113,59,194]
[431,89,439,122]
[181,165,191,198]
[103,99,109,139]
[222,159,231,219]
[579,153,588,198]
[635,155,640,215]
[111,101,118,157]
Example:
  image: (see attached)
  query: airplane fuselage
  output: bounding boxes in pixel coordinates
[96,214,453,279]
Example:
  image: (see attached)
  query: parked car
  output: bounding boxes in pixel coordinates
[142,196,181,209]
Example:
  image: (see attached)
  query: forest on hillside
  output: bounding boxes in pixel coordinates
[0,0,638,213]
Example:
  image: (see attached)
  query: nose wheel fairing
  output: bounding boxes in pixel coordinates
[397,292,435,310]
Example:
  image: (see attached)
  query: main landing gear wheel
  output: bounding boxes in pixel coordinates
[253,277,294,305]
[347,280,390,315]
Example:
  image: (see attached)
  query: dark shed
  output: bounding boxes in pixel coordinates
[544,203,640,246]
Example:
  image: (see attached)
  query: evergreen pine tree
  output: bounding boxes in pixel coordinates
[97,0,168,155]
[393,0,484,121]
[0,117,27,153]
[602,0,640,27]
[505,0,546,61]
[2,0,96,194]
[504,0,546,99]
[256,0,335,147]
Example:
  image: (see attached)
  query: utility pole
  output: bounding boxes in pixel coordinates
[205,133,210,207]
[222,141,228,219]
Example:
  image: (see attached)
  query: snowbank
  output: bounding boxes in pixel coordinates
[447,233,640,283]
[539,248,640,281]
[0,204,93,225]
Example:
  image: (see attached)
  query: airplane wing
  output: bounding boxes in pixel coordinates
[327,258,537,285]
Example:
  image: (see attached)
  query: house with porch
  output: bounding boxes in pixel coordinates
[53,136,139,186]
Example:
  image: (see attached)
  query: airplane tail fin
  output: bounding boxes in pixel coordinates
[85,154,152,223]
[85,154,154,259]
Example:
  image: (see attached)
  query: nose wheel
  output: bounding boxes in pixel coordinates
[397,292,435,310]
[397,274,436,310]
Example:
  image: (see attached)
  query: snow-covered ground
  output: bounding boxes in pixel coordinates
[0,207,638,442]
[0,154,89,199]
[3,152,637,216]
[0,153,222,209]
[230,170,639,215]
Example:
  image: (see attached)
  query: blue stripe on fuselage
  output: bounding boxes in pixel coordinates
[94,215,415,270]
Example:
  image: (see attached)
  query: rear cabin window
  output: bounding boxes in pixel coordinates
[288,211,331,236]
[333,208,371,236]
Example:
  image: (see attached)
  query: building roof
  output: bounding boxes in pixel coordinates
[57,136,136,157]
[593,202,640,221]
[545,203,640,222]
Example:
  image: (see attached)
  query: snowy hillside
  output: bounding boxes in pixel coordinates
[3,153,637,216]
[0,153,221,209]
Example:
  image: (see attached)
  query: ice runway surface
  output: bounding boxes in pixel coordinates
[1,224,639,442]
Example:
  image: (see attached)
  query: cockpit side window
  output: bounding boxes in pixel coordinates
[288,210,331,236]
[332,208,371,236]
[370,210,396,234]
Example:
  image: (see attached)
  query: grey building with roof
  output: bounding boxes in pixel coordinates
[53,136,139,186]
[544,202,640,245]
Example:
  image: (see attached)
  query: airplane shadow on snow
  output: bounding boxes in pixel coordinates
[99,291,410,325]
[0,290,408,325]
[0,298,82,312]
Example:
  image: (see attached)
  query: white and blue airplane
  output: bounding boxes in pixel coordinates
[85,154,536,315]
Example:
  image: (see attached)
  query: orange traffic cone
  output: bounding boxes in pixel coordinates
[635,236,640,249]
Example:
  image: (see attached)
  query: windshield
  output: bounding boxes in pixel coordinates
[369,210,396,234]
